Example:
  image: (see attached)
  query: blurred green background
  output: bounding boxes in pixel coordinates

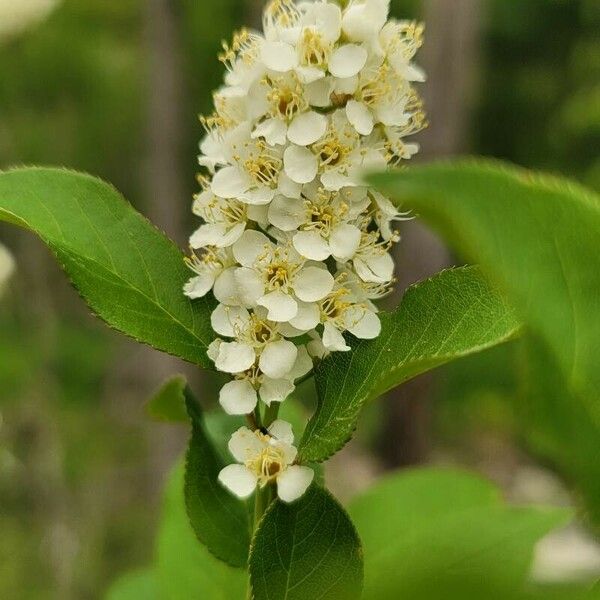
[0,0,598,598]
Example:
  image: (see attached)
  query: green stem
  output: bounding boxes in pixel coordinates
[263,402,280,428]
[253,486,269,527]
[247,486,273,599]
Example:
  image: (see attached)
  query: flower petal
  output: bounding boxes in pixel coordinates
[252,117,288,146]
[295,65,325,84]
[329,224,362,261]
[268,195,305,231]
[213,268,241,306]
[354,252,395,283]
[261,41,298,72]
[211,166,250,198]
[233,230,271,267]
[218,464,258,499]
[294,266,335,302]
[259,377,295,406]
[234,267,264,306]
[240,187,277,206]
[189,223,226,249]
[258,290,298,322]
[215,341,255,374]
[329,44,368,79]
[277,466,314,503]
[287,111,328,146]
[219,379,259,415]
[346,99,374,135]
[289,301,320,331]
[211,304,250,337]
[287,345,314,379]
[284,145,318,184]
[346,307,381,339]
[267,419,295,445]
[312,1,342,42]
[228,425,264,462]
[293,230,331,261]
[277,172,303,198]
[323,322,350,352]
[183,273,215,299]
[320,169,354,191]
[207,339,222,363]
[259,340,298,379]
[342,0,389,42]
[305,77,333,107]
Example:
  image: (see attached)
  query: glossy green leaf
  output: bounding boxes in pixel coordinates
[300,266,520,462]
[348,468,571,600]
[146,374,189,423]
[0,167,214,366]
[184,389,251,568]
[158,464,246,600]
[104,570,158,600]
[369,160,600,418]
[249,485,363,600]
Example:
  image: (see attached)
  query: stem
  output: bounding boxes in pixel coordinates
[253,485,270,527]
[263,402,280,428]
[246,411,259,430]
[247,486,273,599]
[252,405,262,428]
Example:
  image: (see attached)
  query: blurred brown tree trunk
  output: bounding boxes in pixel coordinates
[379,0,483,468]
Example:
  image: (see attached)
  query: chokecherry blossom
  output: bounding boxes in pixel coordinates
[184,0,425,504]
[218,420,314,503]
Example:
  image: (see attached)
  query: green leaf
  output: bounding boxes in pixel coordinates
[146,374,189,423]
[300,266,520,462]
[105,570,158,600]
[249,485,363,600]
[348,468,572,600]
[369,159,600,417]
[519,338,600,527]
[157,463,246,600]
[0,167,214,366]
[184,388,251,568]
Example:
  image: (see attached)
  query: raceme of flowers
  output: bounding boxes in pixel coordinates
[184,0,425,504]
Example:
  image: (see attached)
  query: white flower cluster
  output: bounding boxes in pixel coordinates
[185,0,425,503]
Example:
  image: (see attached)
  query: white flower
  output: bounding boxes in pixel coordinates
[380,20,426,83]
[370,189,412,241]
[183,247,237,302]
[268,185,367,262]
[312,111,387,191]
[210,123,285,205]
[353,230,395,283]
[0,242,15,295]
[189,186,248,249]
[217,343,311,415]
[317,285,381,352]
[218,420,314,503]
[208,307,312,413]
[230,230,334,323]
